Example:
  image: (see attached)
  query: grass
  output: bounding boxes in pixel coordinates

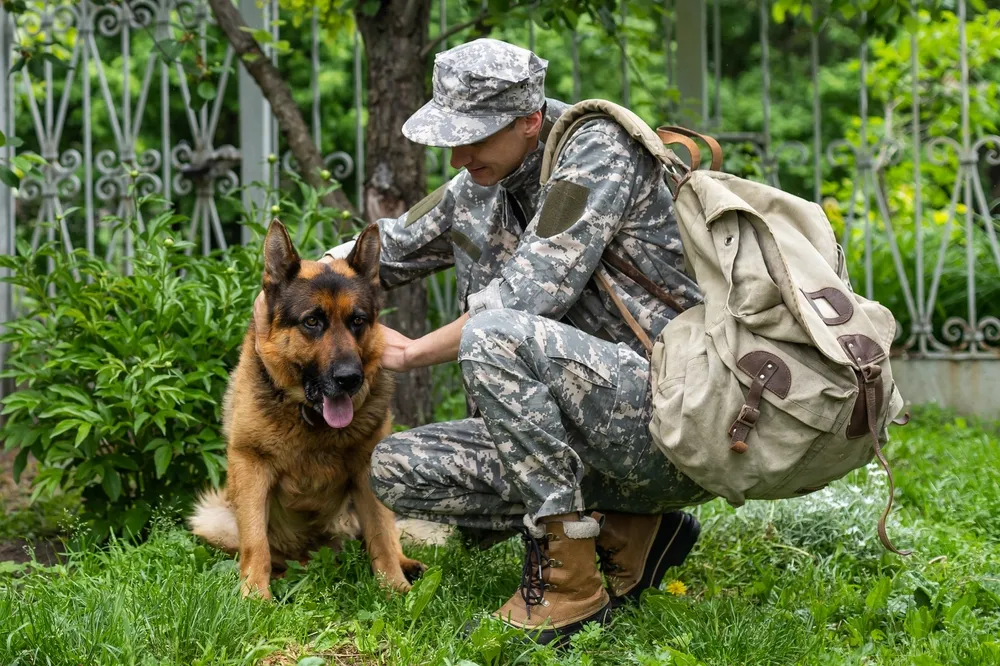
[1,404,999,666]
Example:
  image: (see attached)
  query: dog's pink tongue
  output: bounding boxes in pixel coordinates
[322,394,354,429]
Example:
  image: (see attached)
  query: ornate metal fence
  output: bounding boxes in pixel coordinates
[0,0,997,402]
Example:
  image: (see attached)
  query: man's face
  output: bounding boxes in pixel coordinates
[448,111,543,187]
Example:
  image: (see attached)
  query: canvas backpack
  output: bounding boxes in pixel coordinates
[540,99,910,555]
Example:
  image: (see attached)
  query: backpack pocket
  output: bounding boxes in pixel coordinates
[648,310,870,505]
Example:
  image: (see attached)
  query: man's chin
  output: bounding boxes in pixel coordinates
[467,169,495,186]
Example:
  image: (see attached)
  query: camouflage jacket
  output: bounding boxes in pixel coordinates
[333,98,702,356]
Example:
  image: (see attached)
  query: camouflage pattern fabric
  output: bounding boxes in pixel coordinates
[354,101,702,359]
[370,309,713,531]
[402,38,549,147]
[327,37,711,531]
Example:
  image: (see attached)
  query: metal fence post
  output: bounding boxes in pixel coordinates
[0,8,14,401]
[238,0,272,245]
[675,0,707,128]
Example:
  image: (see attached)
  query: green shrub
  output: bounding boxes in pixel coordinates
[0,198,262,541]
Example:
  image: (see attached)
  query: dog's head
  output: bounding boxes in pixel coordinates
[256,219,385,429]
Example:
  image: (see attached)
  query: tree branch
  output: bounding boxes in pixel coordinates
[205,0,359,226]
[420,12,489,59]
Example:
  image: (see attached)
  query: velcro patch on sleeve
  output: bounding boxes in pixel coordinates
[536,180,590,239]
[404,182,448,228]
[451,229,481,262]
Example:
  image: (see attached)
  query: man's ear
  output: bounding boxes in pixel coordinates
[346,223,382,285]
[521,109,544,140]
[263,218,300,290]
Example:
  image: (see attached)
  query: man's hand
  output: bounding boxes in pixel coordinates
[379,324,414,373]
[377,312,470,373]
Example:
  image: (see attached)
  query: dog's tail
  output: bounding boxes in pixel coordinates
[188,488,239,554]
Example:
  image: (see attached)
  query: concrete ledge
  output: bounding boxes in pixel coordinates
[893,357,1000,419]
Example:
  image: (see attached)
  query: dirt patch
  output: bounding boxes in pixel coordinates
[0,447,37,513]
[0,536,63,565]
[1,448,65,566]
[259,643,375,666]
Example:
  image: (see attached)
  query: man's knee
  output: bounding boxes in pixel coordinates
[459,308,536,384]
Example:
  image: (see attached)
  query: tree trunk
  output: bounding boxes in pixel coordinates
[206,0,357,219]
[356,1,434,428]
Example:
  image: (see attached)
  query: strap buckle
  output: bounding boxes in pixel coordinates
[861,364,882,384]
[729,404,760,434]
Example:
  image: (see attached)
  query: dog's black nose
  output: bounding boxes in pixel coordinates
[333,367,364,394]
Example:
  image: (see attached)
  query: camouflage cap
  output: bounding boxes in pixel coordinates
[402,38,548,147]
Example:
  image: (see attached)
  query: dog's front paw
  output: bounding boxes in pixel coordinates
[400,557,427,584]
[240,576,273,600]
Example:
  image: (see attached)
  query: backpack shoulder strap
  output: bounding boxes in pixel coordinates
[540,100,723,353]
[540,99,704,185]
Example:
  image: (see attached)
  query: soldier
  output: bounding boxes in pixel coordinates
[253,38,714,645]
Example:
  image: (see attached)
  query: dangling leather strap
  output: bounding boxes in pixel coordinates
[862,364,912,556]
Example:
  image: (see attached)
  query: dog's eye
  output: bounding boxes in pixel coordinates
[303,315,320,328]
[351,316,366,328]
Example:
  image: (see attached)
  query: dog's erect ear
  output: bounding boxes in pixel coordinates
[346,223,381,284]
[263,218,300,288]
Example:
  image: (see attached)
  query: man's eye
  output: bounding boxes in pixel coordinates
[303,316,320,328]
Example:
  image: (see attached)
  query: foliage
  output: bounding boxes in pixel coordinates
[0,129,45,192]
[0,196,262,541]
[820,7,1000,342]
[1,405,998,664]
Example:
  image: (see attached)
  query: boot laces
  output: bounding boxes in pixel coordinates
[595,543,621,574]
[516,527,550,619]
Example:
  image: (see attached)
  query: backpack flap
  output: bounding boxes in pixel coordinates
[678,171,891,369]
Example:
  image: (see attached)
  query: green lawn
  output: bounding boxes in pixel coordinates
[2,405,999,666]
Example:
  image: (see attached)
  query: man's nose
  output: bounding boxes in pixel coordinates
[450,146,471,170]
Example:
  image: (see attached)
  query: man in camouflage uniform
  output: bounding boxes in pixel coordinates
[254,38,713,645]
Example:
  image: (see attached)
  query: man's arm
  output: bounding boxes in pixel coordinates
[379,123,649,374]
[325,180,460,289]
[379,313,468,372]
[466,121,645,320]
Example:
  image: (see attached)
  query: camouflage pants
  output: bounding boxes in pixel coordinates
[370,309,713,532]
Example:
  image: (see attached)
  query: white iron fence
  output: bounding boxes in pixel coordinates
[0,0,998,401]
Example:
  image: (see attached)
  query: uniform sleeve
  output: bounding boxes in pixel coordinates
[466,122,644,319]
[325,180,458,290]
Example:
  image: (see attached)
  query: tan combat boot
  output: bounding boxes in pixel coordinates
[596,511,700,601]
[493,512,612,646]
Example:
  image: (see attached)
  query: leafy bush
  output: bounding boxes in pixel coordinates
[0,198,262,541]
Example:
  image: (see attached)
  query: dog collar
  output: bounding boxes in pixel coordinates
[299,403,317,427]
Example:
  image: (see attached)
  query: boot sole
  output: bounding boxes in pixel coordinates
[623,511,700,602]
[519,600,614,648]
[463,601,613,650]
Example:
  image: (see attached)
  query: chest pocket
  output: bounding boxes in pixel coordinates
[453,229,492,308]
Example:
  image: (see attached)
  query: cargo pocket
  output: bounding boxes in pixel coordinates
[544,332,650,481]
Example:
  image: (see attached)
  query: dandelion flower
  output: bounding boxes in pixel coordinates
[665,580,687,596]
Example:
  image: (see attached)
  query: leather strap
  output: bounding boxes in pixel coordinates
[862,364,912,556]
[601,248,687,315]
[727,361,781,453]
[594,269,654,356]
[654,129,703,171]
[656,125,724,171]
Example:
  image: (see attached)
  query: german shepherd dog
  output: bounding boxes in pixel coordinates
[188,219,425,598]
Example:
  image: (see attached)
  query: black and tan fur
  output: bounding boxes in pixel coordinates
[188,220,425,598]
